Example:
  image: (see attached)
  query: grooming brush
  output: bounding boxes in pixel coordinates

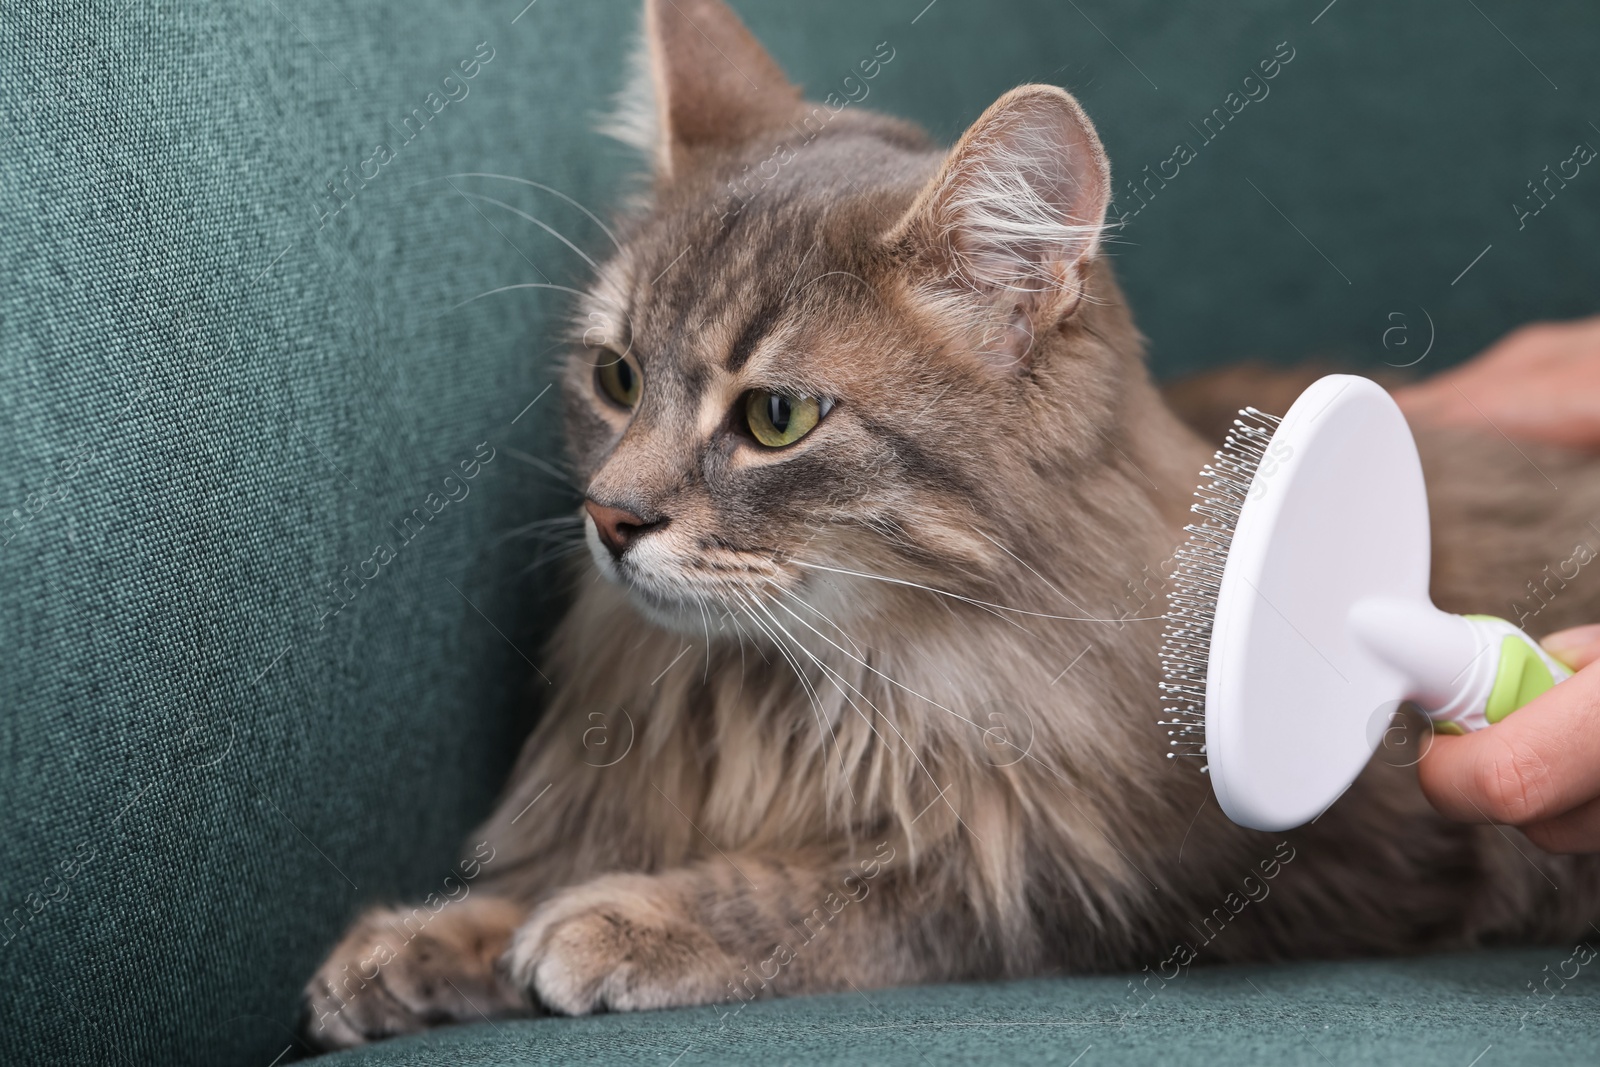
[1159,374,1571,832]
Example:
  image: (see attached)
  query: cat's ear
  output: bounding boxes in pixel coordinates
[890,85,1111,372]
[606,0,802,180]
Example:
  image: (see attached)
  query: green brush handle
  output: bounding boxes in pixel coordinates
[1428,615,1571,734]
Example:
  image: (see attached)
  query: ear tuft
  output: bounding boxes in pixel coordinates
[599,30,660,159]
[893,85,1112,371]
[936,87,1110,292]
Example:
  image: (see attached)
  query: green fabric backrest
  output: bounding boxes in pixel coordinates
[1,2,1594,1064]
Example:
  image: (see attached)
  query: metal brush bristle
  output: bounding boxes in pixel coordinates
[1158,407,1283,770]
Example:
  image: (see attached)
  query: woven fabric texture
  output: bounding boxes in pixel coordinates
[1,1,1596,1064]
[318,950,1600,1067]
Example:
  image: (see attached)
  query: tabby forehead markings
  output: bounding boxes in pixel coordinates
[696,372,740,440]
[727,299,786,372]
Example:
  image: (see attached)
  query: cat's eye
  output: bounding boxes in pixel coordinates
[744,390,830,448]
[595,351,641,409]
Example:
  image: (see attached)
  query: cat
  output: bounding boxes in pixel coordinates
[302,0,1600,1049]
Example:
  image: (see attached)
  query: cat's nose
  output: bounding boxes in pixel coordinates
[584,499,665,558]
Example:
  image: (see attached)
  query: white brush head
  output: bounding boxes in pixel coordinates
[1161,375,1435,831]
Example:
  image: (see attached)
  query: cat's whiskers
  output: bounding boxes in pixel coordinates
[973,528,1096,618]
[502,447,582,490]
[438,172,623,252]
[743,590,912,812]
[732,592,853,805]
[765,595,1044,838]
[495,512,584,548]
[757,586,964,821]
[695,597,713,682]
[792,558,1160,624]
[455,191,602,273]
[793,523,1030,635]
[765,582,998,758]
[759,598,909,806]
[724,603,766,668]
[770,584,866,660]
[518,540,590,580]
[512,530,586,552]
[448,281,592,314]
[719,601,761,700]
[759,590,991,845]
[721,604,749,694]
[759,587,986,737]
[734,593,826,717]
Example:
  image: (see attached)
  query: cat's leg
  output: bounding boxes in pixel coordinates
[502,848,956,1016]
[301,894,529,1050]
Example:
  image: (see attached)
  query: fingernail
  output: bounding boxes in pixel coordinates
[1541,624,1600,670]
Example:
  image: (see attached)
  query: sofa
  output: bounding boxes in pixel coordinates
[2,1,1597,1063]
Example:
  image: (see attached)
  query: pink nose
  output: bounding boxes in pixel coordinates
[584,500,663,558]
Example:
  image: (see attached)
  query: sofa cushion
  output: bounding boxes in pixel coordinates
[317,951,1600,1066]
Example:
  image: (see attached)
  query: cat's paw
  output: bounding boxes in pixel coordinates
[502,874,737,1015]
[301,896,527,1050]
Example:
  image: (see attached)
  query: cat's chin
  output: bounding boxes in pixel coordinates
[620,588,714,636]
[606,567,714,635]
[586,536,729,637]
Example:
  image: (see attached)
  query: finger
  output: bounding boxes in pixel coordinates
[1522,792,1600,854]
[1542,624,1600,671]
[1392,382,1462,423]
[1393,317,1600,451]
[1417,658,1600,825]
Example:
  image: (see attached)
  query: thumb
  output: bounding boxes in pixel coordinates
[1542,624,1600,672]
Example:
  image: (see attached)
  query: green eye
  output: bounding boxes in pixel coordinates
[744,390,826,448]
[596,351,641,408]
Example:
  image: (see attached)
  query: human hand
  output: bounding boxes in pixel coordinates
[1394,315,1600,452]
[1418,624,1600,852]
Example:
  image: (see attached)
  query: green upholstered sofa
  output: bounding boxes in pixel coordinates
[3,1,1597,1063]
